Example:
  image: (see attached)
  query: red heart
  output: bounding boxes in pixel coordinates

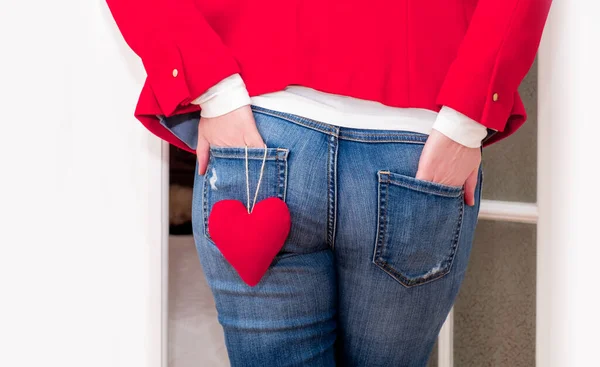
[208,197,291,287]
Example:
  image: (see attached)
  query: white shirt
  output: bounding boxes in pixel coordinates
[192,74,488,148]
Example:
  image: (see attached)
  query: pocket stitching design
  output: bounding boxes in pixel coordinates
[275,150,288,202]
[201,158,212,240]
[209,147,289,160]
[378,171,463,198]
[373,172,465,288]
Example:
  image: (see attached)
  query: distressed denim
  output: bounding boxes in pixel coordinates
[165,105,483,366]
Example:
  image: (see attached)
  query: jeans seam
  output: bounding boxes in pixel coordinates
[382,178,390,260]
[332,137,339,250]
[276,153,281,201]
[208,154,282,160]
[373,174,383,264]
[338,132,428,138]
[446,199,465,275]
[327,135,339,250]
[276,150,288,202]
[326,139,331,248]
[373,174,389,264]
[337,136,427,144]
[202,158,212,241]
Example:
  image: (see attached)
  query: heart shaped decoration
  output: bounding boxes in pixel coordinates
[208,197,291,287]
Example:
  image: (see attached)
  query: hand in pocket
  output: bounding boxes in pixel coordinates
[196,105,265,175]
[416,129,481,206]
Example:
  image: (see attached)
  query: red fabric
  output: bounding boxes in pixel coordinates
[106,0,552,152]
[208,198,291,287]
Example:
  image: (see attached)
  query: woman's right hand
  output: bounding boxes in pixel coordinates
[196,105,265,175]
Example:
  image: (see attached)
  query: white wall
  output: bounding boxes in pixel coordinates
[0,1,165,366]
[537,2,600,366]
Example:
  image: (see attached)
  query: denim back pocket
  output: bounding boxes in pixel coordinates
[202,147,289,242]
[373,170,465,287]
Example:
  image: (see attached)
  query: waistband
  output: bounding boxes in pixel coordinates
[251,105,429,144]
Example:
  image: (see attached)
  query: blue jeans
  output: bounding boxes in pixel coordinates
[191,105,483,366]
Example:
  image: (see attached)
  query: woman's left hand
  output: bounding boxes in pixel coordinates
[416,129,481,206]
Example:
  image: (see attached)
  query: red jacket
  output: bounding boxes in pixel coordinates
[107,0,552,152]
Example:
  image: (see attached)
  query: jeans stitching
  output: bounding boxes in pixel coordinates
[338,132,428,138]
[276,150,288,202]
[326,136,338,249]
[283,152,289,202]
[373,173,389,263]
[209,154,281,160]
[338,137,427,144]
[382,178,390,260]
[209,152,286,160]
[276,153,281,201]
[332,138,339,250]
[373,173,384,263]
[326,140,331,247]
[445,200,465,274]
[382,177,463,198]
[202,158,212,241]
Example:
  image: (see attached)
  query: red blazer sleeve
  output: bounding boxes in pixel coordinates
[106,0,240,116]
[436,0,552,131]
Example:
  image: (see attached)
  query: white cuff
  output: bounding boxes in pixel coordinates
[191,73,252,118]
[432,106,489,148]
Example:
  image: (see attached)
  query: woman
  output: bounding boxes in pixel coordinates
[107,1,551,365]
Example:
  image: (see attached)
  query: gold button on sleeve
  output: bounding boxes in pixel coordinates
[492,93,499,102]
[172,69,179,78]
